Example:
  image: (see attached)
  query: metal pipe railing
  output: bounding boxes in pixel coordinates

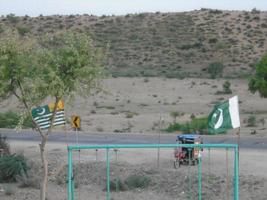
[67,143,238,200]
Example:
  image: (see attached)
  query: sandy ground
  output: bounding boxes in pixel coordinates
[1,77,267,199]
[0,140,266,200]
[1,78,267,136]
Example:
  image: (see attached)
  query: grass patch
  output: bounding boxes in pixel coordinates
[124,174,151,189]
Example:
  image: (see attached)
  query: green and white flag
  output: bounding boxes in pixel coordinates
[31,103,66,130]
[208,96,240,134]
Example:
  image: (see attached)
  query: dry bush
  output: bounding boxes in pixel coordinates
[0,135,10,156]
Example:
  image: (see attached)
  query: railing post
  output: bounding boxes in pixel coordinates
[234,146,239,200]
[198,151,202,200]
[106,148,110,200]
[67,148,73,200]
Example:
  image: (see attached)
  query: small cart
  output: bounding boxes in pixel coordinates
[174,134,202,168]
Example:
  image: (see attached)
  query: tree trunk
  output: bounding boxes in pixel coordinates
[40,135,48,200]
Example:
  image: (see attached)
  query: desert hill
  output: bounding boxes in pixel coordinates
[0,9,267,78]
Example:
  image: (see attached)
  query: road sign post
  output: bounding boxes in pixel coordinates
[71,115,81,131]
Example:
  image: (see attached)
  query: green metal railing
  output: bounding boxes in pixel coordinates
[67,143,239,200]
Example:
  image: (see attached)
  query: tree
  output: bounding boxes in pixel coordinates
[249,53,267,97]
[0,29,104,199]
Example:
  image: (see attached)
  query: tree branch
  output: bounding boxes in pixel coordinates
[16,79,44,138]
[46,96,61,136]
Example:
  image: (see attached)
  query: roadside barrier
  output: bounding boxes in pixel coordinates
[67,143,239,200]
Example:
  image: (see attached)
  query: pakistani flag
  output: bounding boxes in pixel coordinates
[31,101,66,130]
[208,96,240,134]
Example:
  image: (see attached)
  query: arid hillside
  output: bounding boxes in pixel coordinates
[1,9,267,78]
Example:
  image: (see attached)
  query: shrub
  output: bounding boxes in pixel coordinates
[0,154,29,182]
[16,26,31,36]
[247,115,256,127]
[109,178,128,191]
[124,174,150,189]
[6,14,19,24]
[125,112,137,118]
[0,111,19,128]
[222,81,232,94]
[259,118,265,128]
[207,61,224,79]
[0,134,10,156]
[0,25,3,33]
[208,38,218,44]
[16,171,40,189]
[16,160,40,189]
[165,117,208,134]
[0,111,34,129]
[170,111,181,123]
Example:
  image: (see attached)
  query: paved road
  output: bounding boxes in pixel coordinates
[1,129,267,149]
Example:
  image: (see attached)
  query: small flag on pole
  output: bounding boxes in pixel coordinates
[31,100,66,130]
[208,96,240,134]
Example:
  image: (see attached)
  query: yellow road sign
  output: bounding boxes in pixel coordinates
[71,115,81,129]
[48,100,64,112]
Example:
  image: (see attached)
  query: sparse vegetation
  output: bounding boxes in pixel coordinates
[207,61,224,79]
[0,111,33,129]
[170,111,181,123]
[109,178,127,191]
[16,26,30,36]
[222,81,232,94]
[0,10,266,78]
[249,53,267,97]
[165,117,208,134]
[247,115,257,127]
[0,134,10,156]
[125,111,138,118]
[259,117,265,128]
[0,154,29,183]
[124,174,151,189]
[216,81,232,94]
[6,14,19,24]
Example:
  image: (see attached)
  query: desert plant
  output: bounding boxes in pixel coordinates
[0,134,10,156]
[165,117,209,134]
[170,111,180,123]
[125,111,138,118]
[124,174,150,189]
[96,126,104,132]
[259,117,265,128]
[16,26,31,36]
[0,154,29,182]
[6,14,19,24]
[109,178,128,191]
[16,170,40,189]
[207,61,224,79]
[247,115,256,127]
[0,111,34,129]
[0,111,19,128]
[16,160,40,188]
[222,81,232,94]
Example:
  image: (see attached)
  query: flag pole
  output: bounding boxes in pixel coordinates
[157,112,162,168]
[236,127,240,168]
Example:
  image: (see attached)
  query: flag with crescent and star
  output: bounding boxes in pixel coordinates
[208,96,240,134]
[31,100,66,130]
